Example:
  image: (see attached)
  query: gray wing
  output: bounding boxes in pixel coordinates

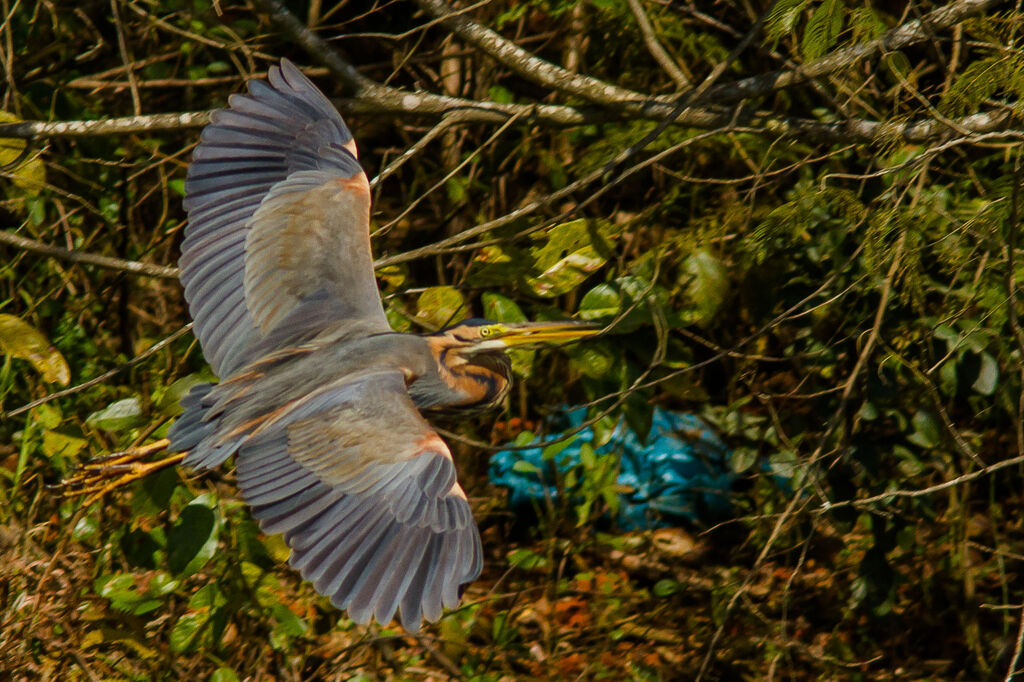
[182,59,389,377]
[233,370,483,631]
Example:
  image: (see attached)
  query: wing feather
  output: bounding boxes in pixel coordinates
[233,370,482,631]
[182,59,387,377]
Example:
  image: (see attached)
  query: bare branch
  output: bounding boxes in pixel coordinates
[414,0,642,104]
[3,0,1012,149]
[0,229,180,279]
[702,0,1007,106]
[0,112,209,139]
[0,96,1018,152]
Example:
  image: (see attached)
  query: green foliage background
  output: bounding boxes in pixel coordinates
[2,0,1024,679]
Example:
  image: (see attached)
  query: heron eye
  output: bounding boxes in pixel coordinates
[481,326,498,338]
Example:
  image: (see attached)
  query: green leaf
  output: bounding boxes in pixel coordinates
[376,264,408,293]
[940,54,1012,116]
[415,286,467,330]
[384,302,413,332]
[210,669,239,682]
[682,250,728,324]
[579,276,666,333]
[0,112,46,199]
[189,583,226,610]
[508,548,548,570]
[95,574,139,603]
[524,249,606,298]
[131,466,179,518]
[481,292,527,323]
[41,430,87,460]
[73,515,99,541]
[907,410,941,448]
[566,343,615,379]
[488,85,515,104]
[170,610,210,654]
[971,351,999,395]
[168,178,186,196]
[156,374,207,416]
[0,314,70,385]
[524,219,615,298]
[801,0,844,60]
[939,357,958,396]
[765,0,811,43]
[730,447,758,474]
[769,450,799,479]
[466,244,529,288]
[849,6,886,41]
[856,401,879,421]
[512,460,541,474]
[509,347,536,378]
[271,603,309,637]
[86,397,145,433]
[167,495,220,577]
[33,403,61,429]
[653,579,679,597]
[579,442,596,469]
[578,283,622,320]
[94,573,165,615]
[445,176,468,203]
[149,572,180,597]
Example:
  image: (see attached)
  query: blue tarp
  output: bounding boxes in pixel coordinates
[489,407,735,530]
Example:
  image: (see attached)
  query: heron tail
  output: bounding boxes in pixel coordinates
[168,382,233,469]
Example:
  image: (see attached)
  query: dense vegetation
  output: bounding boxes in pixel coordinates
[2,0,1024,678]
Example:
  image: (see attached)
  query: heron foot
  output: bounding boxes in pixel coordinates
[56,438,184,505]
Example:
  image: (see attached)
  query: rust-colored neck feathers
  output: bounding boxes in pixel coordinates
[426,336,511,411]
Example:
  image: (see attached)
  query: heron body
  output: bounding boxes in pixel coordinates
[165,59,597,631]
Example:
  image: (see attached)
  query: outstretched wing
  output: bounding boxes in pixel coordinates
[182,59,389,377]
[234,370,483,631]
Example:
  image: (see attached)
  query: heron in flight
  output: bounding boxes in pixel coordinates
[64,60,598,631]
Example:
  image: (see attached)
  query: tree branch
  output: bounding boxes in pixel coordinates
[700,0,1007,106]
[0,229,180,279]
[626,0,692,89]
[0,112,209,139]
[414,0,643,105]
[0,100,1017,148]
[0,0,1017,148]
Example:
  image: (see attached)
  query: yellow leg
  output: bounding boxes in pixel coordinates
[57,438,185,506]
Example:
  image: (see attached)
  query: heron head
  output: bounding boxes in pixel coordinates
[438,318,602,353]
[420,318,601,411]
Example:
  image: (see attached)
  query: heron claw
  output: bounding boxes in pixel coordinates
[56,438,183,506]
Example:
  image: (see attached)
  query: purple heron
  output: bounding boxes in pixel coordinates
[64,60,598,631]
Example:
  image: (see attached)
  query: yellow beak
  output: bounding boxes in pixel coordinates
[496,321,602,347]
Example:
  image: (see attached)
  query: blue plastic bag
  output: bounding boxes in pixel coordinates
[489,407,734,530]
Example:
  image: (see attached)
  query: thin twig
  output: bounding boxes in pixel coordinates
[109,0,141,115]
[2,325,193,419]
[626,0,691,89]
[820,453,1024,511]
[370,112,469,187]
[1006,605,1024,682]
[374,111,523,236]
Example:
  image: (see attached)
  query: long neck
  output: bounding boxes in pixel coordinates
[408,341,511,412]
